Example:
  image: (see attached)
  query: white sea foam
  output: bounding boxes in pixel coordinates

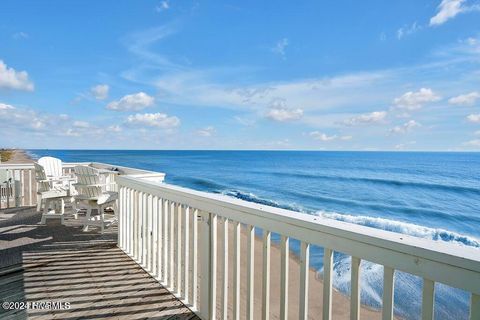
[318,211,480,248]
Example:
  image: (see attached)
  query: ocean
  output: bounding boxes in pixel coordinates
[29,150,480,319]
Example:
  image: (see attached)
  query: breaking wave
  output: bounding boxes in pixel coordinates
[318,211,480,248]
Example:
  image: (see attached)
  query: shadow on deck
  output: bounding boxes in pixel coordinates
[0,207,199,320]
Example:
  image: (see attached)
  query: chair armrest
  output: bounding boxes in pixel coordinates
[73,183,108,188]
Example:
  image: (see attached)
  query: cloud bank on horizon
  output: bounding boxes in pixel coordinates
[0,0,480,151]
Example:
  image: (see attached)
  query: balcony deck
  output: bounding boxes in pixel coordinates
[0,206,198,320]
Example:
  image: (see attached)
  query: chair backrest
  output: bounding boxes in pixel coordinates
[38,157,63,179]
[34,163,51,193]
[74,165,102,199]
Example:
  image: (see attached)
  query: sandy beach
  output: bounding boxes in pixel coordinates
[1,149,33,164]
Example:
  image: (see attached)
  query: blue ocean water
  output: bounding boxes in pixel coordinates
[29,150,480,319]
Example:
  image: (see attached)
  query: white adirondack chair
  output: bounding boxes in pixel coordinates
[34,163,70,225]
[73,165,118,233]
[38,157,63,180]
[37,156,75,211]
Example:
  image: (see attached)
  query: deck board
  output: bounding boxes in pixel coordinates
[0,206,199,320]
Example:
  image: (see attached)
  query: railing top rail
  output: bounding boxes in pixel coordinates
[0,162,90,169]
[117,174,480,294]
[0,161,166,179]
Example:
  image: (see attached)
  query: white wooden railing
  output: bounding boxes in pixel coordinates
[0,162,165,209]
[116,175,480,320]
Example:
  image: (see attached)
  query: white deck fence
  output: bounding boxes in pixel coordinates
[1,161,479,319]
[116,174,480,320]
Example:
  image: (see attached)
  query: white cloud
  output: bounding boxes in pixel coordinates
[91,84,109,100]
[463,139,480,147]
[265,107,303,122]
[309,131,352,142]
[73,121,90,128]
[12,32,28,40]
[197,126,216,137]
[393,88,440,110]
[156,1,170,12]
[467,114,480,123]
[397,22,421,39]
[271,38,289,58]
[234,115,256,127]
[65,129,80,137]
[475,130,480,135]
[309,131,337,141]
[59,114,69,120]
[107,92,155,111]
[429,0,479,26]
[0,104,48,131]
[343,111,387,126]
[390,120,421,134]
[108,125,122,132]
[448,91,480,106]
[395,141,417,150]
[0,60,34,91]
[0,103,15,110]
[126,112,180,128]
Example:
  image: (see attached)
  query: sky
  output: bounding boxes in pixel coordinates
[0,0,480,151]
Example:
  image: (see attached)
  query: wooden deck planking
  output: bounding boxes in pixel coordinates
[0,206,199,320]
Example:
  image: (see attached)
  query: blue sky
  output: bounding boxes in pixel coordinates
[1,0,480,150]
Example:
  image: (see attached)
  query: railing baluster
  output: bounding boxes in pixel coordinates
[280,235,289,320]
[222,217,229,320]
[351,257,361,320]
[119,187,124,249]
[382,266,395,320]
[121,187,125,250]
[210,212,218,320]
[123,187,127,251]
[472,293,480,320]
[262,230,271,320]
[176,203,182,294]
[199,211,211,319]
[28,169,32,206]
[192,208,198,310]
[135,191,140,260]
[421,278,434,320]
[129,188,133,255]
[246,225,255,320]
[142,193,148,266]
[151,195,158,276]
[169,200,175,290]
[139,191,144,263]
[183,205,190,303]
[233,221,241,320]
[127,188,132,254]
[156,197,163,280]
[323,248,333,320]
[20,169,24,206]
[299,241,310,320]
[146,194,152,271]
[163,199,170,286]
